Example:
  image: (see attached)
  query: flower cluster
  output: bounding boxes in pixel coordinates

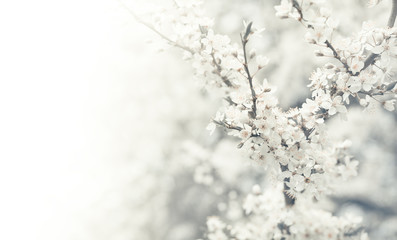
[132,0,397,238]
[275,0,397,114]
[203,185,368,240]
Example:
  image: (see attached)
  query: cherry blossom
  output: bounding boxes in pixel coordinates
[134,0,397,238]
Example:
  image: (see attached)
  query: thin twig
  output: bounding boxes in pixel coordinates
[240,33,257,119]
[211,52,234,87]
[292,0,304,21]
[280,164,296,206]
[292,0,397,76]
[116,0,194,54]
[362,53,379,72]
[291,3,355,75]
[325,40,354,75]
[224,96,238,106]
[360,0,397,72]
[213,120,243,131]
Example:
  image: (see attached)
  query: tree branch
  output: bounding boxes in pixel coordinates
[291,3,356,75]
[325,40,354,75]
[388,0,397,28]
[292,0,397,76]
[240,31,257,119]
[213,120,243,131]
[116,0,194,54]
[280,164,296,206]
[211,52,234,87]
[360,0,397,72]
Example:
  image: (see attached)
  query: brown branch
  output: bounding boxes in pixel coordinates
[361,53,379,72]
[213,120,243,131]
[325,40,354,75]
[292,0,397,76]
[240,32,257,119]
[291,3,356,75]
[116,0,194,54]
[292,0,304,21]
[359,0,397,73]
[119,0,238,88]
[224,96,238,106]
[280,164,296,206]
[388,0,397,28]
[210,52,234,87]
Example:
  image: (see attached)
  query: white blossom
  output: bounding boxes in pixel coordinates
[383,99,396,111]
[274,0,293,19]
[136,0,397,238]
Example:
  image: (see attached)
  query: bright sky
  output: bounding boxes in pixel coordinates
[0,0,160,239]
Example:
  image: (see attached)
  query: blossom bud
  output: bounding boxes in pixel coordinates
[249,49,256,59]
[256,55,269,68]
[252,184,261,194]
[314,50,324,57]
[383,99,396,111]
[320,7,331,18]
[232,50,238,57]
[324,63,335,69]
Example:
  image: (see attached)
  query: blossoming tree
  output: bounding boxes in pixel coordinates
[128,0,397,239]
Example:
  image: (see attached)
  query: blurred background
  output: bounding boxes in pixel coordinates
[0,0,396,239]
